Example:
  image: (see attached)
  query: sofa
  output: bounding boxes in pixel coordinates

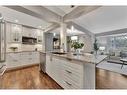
[107,50,127,64]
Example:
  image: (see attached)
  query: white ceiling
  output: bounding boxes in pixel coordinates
[1,6,127,35]
[44,6,77,16]
[0,6,52,29]
[74,6,127,34]
[49,27,85,36]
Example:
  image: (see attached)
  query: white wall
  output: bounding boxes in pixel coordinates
[78,35,92,53]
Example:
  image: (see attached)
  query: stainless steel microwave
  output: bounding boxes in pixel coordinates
[22,36,37,45]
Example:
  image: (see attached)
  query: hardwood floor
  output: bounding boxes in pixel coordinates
[96,68,127,89]
[0,66,127,89]
[0,66,62,89]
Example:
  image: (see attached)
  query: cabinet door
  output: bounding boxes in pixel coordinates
[6,53,21,69]
[22,27,30,37]
[31,29,37,38]
[52,57,63,85]
[46,55,63,86]
[6,23,11,43]
[20,52,29,65]
[46,55,53,77]
[36,30,42,44]
[11,24,22,43]
[31,52,39,63]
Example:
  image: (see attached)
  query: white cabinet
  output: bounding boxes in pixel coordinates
[46,55,62,86]
[22,27,29,37]
[6,23,22,43]
[6,52,40,69]
[46,55,53,78]
[36,29,43,44]
[46,55,84,89]
[62,59,84,89]
[11,24,22,43]
[46,55,95,89]
[20,52,39,65]
[6,53,21,68]
[22,27,37,38]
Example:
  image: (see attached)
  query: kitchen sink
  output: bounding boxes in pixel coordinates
[51,52,67,55]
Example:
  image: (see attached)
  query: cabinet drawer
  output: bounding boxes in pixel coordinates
[63,59,83,71]
[63,64,83,74]
[63,68,83,83]
[62,76,81,89]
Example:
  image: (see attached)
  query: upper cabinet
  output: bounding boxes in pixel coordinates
[11,24,22,43]
[6,23,44,45]
[36,29,43,44]
[6,23,22,43]
[22,27,37,38]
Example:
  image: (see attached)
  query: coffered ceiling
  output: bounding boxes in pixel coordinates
[1,6,126,36]
[44,6,77,16]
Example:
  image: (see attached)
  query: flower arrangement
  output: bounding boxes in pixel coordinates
[71,41,84,50]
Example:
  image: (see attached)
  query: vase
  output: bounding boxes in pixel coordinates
[73,49,80,55]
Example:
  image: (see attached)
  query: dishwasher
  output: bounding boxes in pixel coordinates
[39,52,46,73]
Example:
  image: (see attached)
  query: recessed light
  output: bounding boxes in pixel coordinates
[15,20,18,23]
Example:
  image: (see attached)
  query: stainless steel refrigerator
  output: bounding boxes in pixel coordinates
[0,14,6,77]
[0,16,6,62]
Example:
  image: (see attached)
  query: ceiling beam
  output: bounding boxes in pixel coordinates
[95,28,127,37]
[5,6,62,23]
[5,6,97,36]
[63,6,101,22]
[66,21,94,37]
[44,23,60,32]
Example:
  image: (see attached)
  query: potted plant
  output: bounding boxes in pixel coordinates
[93,38,99,55]
[71,41,84,55]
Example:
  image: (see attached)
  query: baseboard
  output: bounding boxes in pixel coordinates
[5,63,39,73]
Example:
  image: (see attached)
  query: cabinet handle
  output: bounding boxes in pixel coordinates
[65,70,72,74]
[65,81,72,86]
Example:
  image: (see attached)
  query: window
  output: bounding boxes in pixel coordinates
[97,34,127,52]
[71,36,78,41]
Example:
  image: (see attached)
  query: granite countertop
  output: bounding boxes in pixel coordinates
[47,52,107,64]
[6,50,45,53]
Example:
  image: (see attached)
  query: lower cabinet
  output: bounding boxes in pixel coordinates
[6,52,40,69]
[46,55,62,85]
[46,55,86,89]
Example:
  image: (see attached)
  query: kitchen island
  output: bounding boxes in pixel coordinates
[45,52,107,89]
